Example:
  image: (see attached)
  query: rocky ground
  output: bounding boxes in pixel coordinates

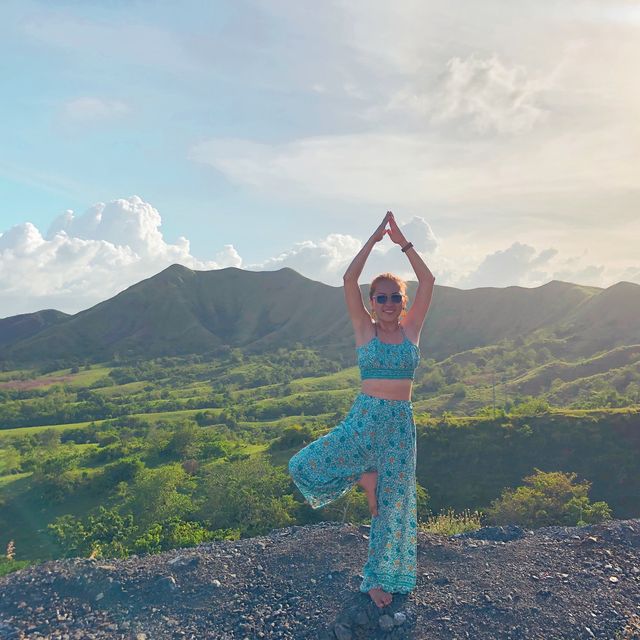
[1,518,640,639]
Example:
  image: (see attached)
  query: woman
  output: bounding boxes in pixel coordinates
[288,211,435,608]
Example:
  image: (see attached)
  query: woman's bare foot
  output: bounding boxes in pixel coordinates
[357,470,379,516]
[368,587,393,608]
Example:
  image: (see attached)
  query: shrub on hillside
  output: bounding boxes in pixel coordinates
[269,425,315,451]
[198,455,295,537]
[485,468,612,528]
[509,397,550,416]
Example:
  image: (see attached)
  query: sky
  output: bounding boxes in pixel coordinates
[1,0,639,317]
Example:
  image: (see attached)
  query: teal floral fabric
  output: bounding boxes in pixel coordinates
[288,393,418,594]
[357,334,420,380]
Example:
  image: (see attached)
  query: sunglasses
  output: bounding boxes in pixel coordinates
[373,293,403,304]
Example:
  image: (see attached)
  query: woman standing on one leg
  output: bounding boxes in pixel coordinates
[288,211,435,608]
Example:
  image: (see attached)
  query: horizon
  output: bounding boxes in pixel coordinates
[1,1,639,316]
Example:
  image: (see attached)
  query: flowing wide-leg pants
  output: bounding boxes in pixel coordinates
[288,392,418,594]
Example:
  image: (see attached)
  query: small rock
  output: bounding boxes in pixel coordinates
[609,576,619,583]
[354,609,369,626]
[155,575,178,593]
[334,622,352,640]
[379,614,394,632]
[393,612,407,626]
[167,555,199,569]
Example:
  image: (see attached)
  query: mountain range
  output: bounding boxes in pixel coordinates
[1,264,640,366]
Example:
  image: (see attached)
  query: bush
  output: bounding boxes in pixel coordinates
[48,507,137,558]
[198,456,295,536]
[269,426,315,451]
[420,508,483,536]
[485,468,612,528]
[509,397,550,416]
[131,518,217,555]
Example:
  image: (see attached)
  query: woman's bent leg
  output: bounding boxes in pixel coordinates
[288,395,374,509]
[359,398,418,594]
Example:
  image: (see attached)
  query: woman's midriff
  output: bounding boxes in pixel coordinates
[361,378,413,401]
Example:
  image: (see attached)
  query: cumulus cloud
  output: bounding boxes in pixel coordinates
[1,196,634,318]
[458,242,558,288]
[0,196,241,317]
[0,201,441,317]
[621,266,640,284]
[251,233,362,284]
[551,255,606,287]
[247,216,439,286]
[400,217,439,253]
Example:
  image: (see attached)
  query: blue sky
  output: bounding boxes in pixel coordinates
[1,0,639,316]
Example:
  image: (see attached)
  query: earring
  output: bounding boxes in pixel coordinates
[371,309,377,320]
[400,307,407,318]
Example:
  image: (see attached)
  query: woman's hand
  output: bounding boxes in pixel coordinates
[387,211,408,245]
[371,211,392,243]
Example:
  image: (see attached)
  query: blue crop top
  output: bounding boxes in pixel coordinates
[356,323,420,380]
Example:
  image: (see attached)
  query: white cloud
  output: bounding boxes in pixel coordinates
[62,97,129,122]
[2,195,638,318]
[248,216,440,286]
[250,233,362,284]
[621,266,640,284]
[429,54,549,134]
[371,53,550,135]
[0,196,240,317]
[457,242,558,288]
[191,121,639,212]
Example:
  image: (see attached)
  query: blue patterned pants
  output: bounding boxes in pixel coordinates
[288,392,418,594]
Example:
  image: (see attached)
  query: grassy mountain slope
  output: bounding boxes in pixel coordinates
[2,265,639,367]
[0,309,70,346]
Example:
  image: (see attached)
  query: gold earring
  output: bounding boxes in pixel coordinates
[371,309,377,320]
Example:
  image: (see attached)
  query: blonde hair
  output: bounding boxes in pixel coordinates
[369,273,407,300]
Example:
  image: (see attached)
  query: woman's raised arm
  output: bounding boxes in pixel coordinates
[386,212,435,342]
[343,212,391,333]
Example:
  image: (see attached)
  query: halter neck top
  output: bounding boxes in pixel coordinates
[356,323,420,380]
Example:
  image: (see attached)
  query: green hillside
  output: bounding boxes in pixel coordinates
[2,266,639,369]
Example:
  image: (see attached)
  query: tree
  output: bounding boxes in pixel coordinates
[48,507,137,558]
[0,446,21,475]
[162,421,201,460]
[485,468,612,528]
[124,464,195,529]
[269,426,314,451]
[198,456,295,536]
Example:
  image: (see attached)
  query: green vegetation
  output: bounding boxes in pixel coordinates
[0,540,30,577]
[1,342,638,576]
[420,508,484,536]
[486,468,612,528]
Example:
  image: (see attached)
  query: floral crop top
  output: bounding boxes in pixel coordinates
[356,323,420,380]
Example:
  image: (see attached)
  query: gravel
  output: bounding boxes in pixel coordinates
[1,519,640,639]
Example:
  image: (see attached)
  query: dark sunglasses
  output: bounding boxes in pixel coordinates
[373,293,403,304]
